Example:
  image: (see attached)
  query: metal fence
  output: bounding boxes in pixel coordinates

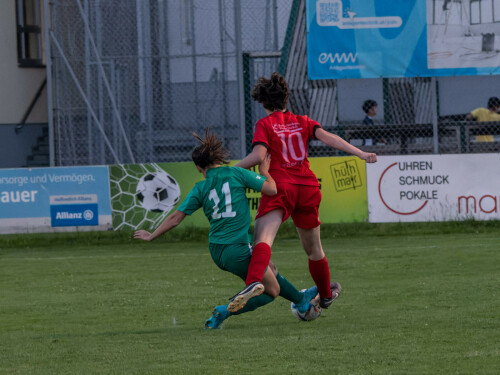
[46,0,500,166]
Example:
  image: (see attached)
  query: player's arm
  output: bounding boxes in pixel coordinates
[315,128,377,163]
[258,153,277,196]
[134,210,186,242]
[233,144,267,169]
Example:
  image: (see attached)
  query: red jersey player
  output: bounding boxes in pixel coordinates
[228,72,377,312]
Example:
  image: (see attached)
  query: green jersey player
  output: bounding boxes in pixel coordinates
[134,129,317,329]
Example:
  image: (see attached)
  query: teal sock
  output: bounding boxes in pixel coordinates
[231,293,274,315]
[276,273,303,304]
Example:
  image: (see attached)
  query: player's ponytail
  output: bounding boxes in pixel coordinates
[250,72,289,111]
[191,128,230,169]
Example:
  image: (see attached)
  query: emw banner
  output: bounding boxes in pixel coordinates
[307,0,500,79]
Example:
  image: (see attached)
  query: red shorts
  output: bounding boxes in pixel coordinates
[256,183,321,229]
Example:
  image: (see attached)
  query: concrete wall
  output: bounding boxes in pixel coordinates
[0,1,47,124]
[0,124,46,168]
[0,1,47,168]
[438,75,500,116]
[337,78,385,122]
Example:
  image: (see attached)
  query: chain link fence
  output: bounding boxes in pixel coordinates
[48,0,292,165]
[47,0,500,166]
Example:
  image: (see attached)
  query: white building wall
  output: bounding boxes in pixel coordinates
[0,1,47,125]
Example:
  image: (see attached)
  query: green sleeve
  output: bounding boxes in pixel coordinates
[233,167,266,192]
[177,184,202,215]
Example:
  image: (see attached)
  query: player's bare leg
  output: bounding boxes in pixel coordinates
[253,209,283,247]
[261,266,280,298]
[296,225,324,260]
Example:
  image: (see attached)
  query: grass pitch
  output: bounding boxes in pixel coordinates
[1,223,498,374]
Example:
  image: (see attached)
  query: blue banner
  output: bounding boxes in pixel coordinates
[307,0,500,79]
[0,166,112,233]
[50,203,99,227]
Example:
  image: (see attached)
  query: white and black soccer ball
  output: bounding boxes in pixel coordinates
[290,290,323,321]
[135,171,181,212]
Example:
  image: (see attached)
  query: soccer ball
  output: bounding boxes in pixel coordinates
[135,171,181,212]
[290,290,323,321]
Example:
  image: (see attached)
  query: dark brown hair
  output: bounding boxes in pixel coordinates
[362,99,377,114]
[487,97,500,109]
[250,72,289,111]
[191,128,230,169]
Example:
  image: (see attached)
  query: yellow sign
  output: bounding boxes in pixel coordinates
[110,157,368,231]
[309,157,368,223]
[162,156,368,226]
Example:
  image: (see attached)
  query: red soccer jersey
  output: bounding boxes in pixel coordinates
[252,111,321,186]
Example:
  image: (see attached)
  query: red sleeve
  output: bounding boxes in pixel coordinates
[305,116,322,140]
[252,120,269,147]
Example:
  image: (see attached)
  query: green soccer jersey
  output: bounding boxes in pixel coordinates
[177,166,266,245]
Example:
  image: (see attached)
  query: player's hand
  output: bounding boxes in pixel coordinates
[258,153,272,175]
[361,152,377,163]
[134,230,153,241]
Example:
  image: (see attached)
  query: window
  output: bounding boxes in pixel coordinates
[16,0,43,67]
[470,0,481,24]
[433,0,445,25]
[481,0,493,23]
[495,0,500,22]
[470,0,497,24]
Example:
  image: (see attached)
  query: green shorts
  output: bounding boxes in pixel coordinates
[209,243,252,281]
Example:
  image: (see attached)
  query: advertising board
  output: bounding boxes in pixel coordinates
[0,166,112,234]
[109,157,369,231]
[367,154,500,222]
[307,0,500,79]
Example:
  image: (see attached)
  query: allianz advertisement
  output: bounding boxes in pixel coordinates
[0,166,112,234]
[307,0,500,79]
[367,154,500,223]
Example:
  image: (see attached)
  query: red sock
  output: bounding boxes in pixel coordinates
[245,242,271,285]
[308,257,332,299]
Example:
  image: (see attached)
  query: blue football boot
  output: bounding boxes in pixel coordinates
[204,305,230,330]
[293,285,319,314]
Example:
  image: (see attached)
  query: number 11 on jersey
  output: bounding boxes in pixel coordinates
[209,182,236,219]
